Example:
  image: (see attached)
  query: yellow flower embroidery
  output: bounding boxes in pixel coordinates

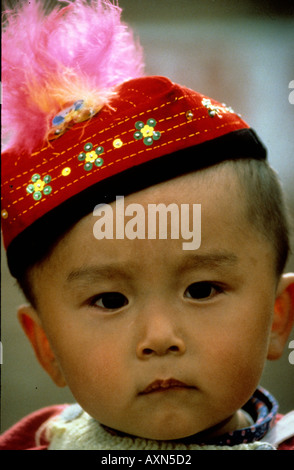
[33,179,46,192]
[77,142,104,171]
[133,119,161,146]
[141,125,154,138]
[26,174,52,201]
[85,150,98,163]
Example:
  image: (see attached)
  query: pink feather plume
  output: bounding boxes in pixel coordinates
[2,0,144,154]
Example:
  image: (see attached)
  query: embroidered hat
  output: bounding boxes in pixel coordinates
[1,0,266,278]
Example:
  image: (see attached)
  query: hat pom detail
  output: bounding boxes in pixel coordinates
[2,0,144,154]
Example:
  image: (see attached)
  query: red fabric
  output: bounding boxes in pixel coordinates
[273,414,294,450]
[0,406,293,450]
[0,405,67,450]
[1,76,250,249]
[278,438,294,450]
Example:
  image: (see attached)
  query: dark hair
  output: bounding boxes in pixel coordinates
[228,158,291,276]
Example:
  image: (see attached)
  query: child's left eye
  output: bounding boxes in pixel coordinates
[90,292,129,310]
[184,282,224,300]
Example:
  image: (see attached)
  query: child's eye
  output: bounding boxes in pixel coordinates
[184,282,224,300]
[90,292,129,310]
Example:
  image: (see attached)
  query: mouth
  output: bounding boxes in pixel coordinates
[139,378,195,395]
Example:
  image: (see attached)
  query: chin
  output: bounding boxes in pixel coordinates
[133,423,199,441]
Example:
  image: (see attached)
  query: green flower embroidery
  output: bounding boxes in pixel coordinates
[78,142,104,171]
[133,118,161,146]
[26,174,52,201]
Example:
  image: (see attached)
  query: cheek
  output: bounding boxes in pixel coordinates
[50,326,129,409]
[198,305,273,400]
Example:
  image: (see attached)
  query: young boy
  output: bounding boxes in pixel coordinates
[1,0,294,450]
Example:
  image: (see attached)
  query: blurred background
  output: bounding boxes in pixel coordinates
[1,0,294,432]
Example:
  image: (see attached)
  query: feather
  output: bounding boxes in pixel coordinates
[2,0,144,154]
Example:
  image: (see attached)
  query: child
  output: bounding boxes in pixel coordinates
[1,0,294,450]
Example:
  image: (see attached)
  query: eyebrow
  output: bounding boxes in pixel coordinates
[66,252,238,284]
[66,263,134,284]
[177,252,239,272]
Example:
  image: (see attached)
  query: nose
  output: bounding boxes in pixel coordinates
[136,303,186,360]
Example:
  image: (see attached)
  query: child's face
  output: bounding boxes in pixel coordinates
[26,166,283,440]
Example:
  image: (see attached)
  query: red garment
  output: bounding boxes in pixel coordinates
[273,414,294,450]
[278,438,294,450]
[0,406,293,450]
[0,405,67,450]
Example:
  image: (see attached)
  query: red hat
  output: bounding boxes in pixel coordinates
[1,1,266,277]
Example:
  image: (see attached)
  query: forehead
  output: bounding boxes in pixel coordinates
[79,163,245,236]
[44,165,254,264]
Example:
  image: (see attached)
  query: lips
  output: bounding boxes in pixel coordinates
[139,378,194,395]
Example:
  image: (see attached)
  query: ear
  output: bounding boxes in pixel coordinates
[18,305,67,387]
[267,273,294,360]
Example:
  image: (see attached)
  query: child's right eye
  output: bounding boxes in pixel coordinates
[184,281,224,301]
[90,292,129,310]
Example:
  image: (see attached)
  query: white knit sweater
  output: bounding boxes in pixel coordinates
[44,404,274,451]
